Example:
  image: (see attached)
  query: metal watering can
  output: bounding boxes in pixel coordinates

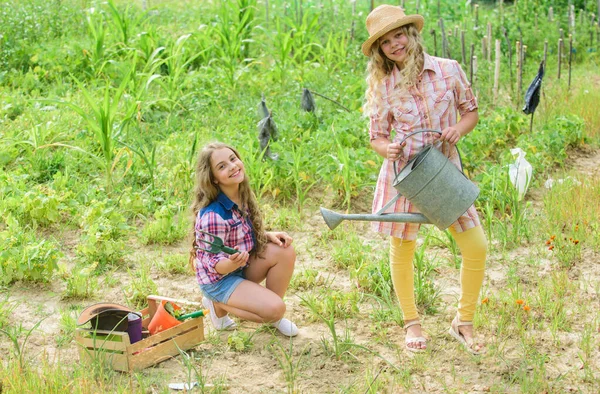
[321,129,479,230]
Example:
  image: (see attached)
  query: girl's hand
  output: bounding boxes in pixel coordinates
[266,231,293,248]
[387,141,406,161]
[229,249,249,268]
[215,249,249,274]
[439,126,461,146]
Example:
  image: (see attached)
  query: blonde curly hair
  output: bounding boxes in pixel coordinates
[363,24,424,117]
[189,142,267,267]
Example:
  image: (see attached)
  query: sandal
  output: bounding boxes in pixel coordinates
[448,315,484,355]
[404,320,427,353]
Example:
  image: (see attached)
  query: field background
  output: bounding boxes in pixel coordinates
[1,0,599,392]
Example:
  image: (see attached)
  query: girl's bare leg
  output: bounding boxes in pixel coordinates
[244,242,296,298]
[212,242,295,320]
[215,280,286,323]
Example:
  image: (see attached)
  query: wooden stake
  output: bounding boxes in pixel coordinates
[487,22,493,62]
[439,18,449,58]
[590,14,595,47]
[472,55,478,97]
[543,40,548,68]
[432,29,438,57]
[503,27,513,86]
[568,34,573,90]
[482,36,487,60]
[461,30,466,65]
[557,38,563,79]
[470,43,475,84]
[494,39,501,103]
[350,0,356,41]
[516,40,522,109]
[549,7,553,22]
[474,4,479,28]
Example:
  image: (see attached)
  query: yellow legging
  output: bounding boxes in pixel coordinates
[389,225,487,322]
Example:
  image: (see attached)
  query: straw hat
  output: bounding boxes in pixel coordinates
[362,5,424,56]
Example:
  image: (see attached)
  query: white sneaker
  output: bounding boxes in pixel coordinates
[202,297,236,330]
[271,318,298,337]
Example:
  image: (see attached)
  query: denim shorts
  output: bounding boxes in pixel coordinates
[199,269,246,304]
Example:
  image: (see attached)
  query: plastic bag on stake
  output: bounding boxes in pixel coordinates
[508,148,533,200]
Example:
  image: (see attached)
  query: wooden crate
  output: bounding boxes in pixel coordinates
[75,295,205,372]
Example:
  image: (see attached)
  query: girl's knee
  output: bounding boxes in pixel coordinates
[273,243,296,269]
[262,299,286,322]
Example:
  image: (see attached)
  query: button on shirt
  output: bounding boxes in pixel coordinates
[194,192,255,285]
[368,53,480,240]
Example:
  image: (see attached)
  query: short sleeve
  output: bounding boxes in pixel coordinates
[452,60,478,116]
[368,79,394,141]
[195,211,228,274]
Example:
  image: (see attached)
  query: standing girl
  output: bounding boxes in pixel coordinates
[362,5,486,353]
[190,142,298,337]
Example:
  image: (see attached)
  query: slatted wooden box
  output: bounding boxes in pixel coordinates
[75,295,204,372]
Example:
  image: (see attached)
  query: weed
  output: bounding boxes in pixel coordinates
[55,308,77,347]
[227,330,255,352]
[0,317,47,371]
[123,262,158,309]
[268,337,309,394]
[61,262,99,299]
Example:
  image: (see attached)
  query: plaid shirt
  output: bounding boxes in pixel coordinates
[194,192,255,285]
[368,53,480,240]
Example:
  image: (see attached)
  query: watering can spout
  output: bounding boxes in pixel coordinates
[319,207,430,230]
[320,207,344,230]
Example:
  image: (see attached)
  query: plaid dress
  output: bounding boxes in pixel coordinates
[368,53,481,240]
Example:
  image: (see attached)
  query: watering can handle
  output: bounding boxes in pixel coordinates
[392,129,466,178]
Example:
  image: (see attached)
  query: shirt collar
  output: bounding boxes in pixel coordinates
[216,192,236,211]
[391,52,437,81]
[421,53,436,74]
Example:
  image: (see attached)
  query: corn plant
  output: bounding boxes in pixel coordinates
[210,0,257,86]
[161,34,205,106]
[48,68,137,191]
[84,6,107,72]
[240,141,275,201]
[286,144,318,212]
[322,31,350,71]
[270,19,294,82]
[106,0,145,47]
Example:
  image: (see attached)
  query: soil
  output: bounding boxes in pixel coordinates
[2,148,600,393]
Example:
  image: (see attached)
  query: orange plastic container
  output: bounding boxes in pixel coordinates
[148,300,182,335]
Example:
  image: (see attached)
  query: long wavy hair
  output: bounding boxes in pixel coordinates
[189,142,267,267]
[363,24,424,117]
